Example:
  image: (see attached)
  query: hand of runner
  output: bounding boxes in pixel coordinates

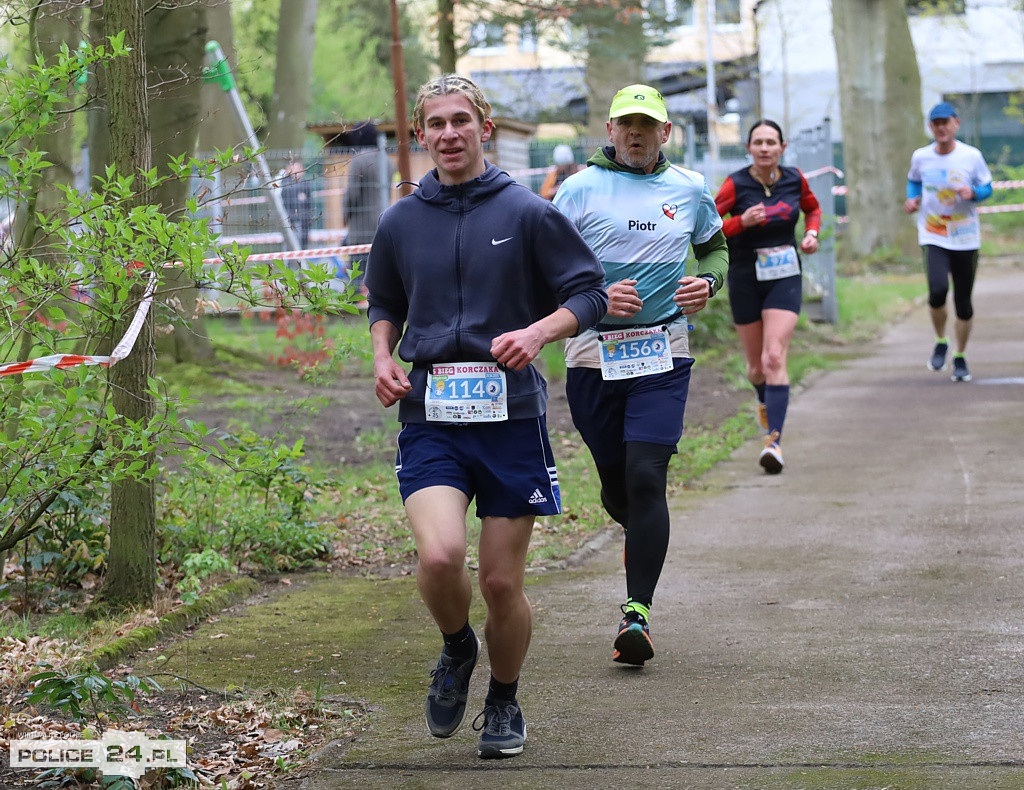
[800,233,819,254]
[374,358,411,407]
[491,326,543,371]
[741,202,767,227]
[606,279,642,318]
[674,276,711,314]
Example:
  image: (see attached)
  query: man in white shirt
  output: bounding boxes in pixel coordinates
[904,101,993,382]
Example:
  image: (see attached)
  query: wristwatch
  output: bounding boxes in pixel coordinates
[805,229,818,238]
[699,274,717,294]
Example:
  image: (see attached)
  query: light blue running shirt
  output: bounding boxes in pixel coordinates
[553,162,722,326]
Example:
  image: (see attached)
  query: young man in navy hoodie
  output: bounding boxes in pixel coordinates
[364,75,607,759]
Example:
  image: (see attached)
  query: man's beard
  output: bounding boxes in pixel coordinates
[619,145,657,171]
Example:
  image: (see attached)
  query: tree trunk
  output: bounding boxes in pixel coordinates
[265,0,318,153]
[25,2,81,250]
[437,0,456,74]
[832,0,922,259]
[147,1,215,363]
[97,0,157,610]
[583,2,647,140]
[87,0,110,188]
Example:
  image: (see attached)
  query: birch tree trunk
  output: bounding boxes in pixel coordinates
[265,0,318,153]
[97,0,157,610]
[832,0,923,258]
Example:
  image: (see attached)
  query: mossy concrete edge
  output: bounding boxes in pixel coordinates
[79,577,262,672]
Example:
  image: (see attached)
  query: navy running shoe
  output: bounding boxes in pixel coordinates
[425,630,480,738]
[474,700,526,758]
[951,355,972,382]
[928,341,949,371]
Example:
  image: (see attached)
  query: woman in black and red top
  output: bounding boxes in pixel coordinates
[714,119,821,475]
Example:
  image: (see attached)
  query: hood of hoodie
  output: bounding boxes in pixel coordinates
[412,162,515,211]
[586,145,671,176]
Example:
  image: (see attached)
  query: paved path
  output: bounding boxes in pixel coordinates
[296,263,1024,790]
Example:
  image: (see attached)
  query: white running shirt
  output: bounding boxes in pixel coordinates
[907,141,992,251]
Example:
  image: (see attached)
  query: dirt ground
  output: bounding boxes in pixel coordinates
[185,357,748,466]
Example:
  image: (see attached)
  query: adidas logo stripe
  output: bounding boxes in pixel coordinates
[528,488,548,504]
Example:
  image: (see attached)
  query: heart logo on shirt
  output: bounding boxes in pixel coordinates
[662,203,677,219]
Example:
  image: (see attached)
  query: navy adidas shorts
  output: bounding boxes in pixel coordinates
[565,358,693,468]
[727,268,802,325]
[395,417,561,518]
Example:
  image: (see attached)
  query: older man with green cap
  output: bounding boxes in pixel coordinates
[552,84,729,667]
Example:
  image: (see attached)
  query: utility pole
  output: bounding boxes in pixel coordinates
[390,0,413,196]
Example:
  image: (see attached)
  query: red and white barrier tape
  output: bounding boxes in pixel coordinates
[803,165,845,180]
[0,270,157,378]
[978,202,1024,214]
[833,181,1021,197]
[201,244,371,265]
[835,201,1024,224]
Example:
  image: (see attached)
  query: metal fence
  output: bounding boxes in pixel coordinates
[785,118,839,324]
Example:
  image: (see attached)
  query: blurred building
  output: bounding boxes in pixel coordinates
[755,0,1024,163]
[453,1,762,141]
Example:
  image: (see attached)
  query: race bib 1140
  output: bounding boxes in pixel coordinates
[425,362,508,422]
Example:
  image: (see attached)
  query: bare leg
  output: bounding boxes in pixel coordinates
[954,316,972,355]
[734,319,766,387]
[477,515,534,683]
[405,486,473,634]
[760,308,800,386]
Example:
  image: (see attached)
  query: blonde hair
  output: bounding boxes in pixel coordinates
[412,74,491,130]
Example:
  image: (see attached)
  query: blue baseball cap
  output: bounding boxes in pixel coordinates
[928,102,958,121]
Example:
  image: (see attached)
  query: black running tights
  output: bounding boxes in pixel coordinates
[596,441,676,608]
[925,245,978,320]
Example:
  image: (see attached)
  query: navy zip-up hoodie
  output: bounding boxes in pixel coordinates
[366,162,608,423]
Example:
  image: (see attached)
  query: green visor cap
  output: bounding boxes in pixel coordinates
[609,84,668,123]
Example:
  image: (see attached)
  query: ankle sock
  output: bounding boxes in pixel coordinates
[624,599,651,621]
[486,676,518,704]
[442,623,476,659]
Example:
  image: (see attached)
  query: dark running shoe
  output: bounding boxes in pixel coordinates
[425,630,480,738]
[474,700,526,758]
[951,356,972,382]
[613,606,654,665]
[928,341,949,371]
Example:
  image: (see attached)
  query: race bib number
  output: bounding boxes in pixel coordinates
[755,244,800,281]
[425,362,508,422]
[599,326,673,381]
[945,217,979,244]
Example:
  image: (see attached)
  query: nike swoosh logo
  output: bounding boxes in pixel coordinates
[491,237,513,246]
